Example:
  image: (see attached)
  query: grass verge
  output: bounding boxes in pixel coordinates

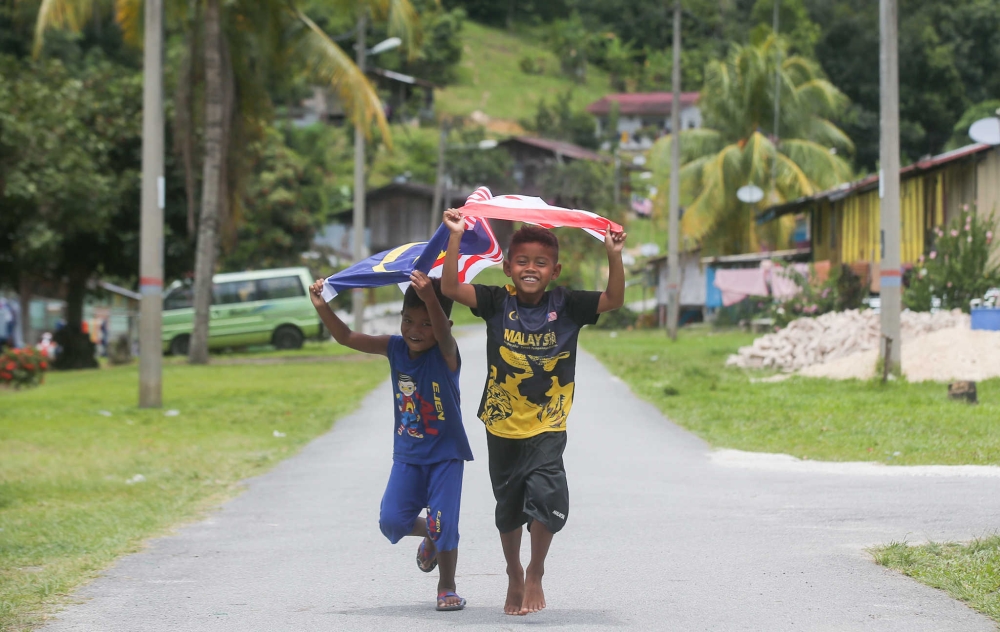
[872,538,1000,622]
[580,328,1000,465]
[0,356,385,630]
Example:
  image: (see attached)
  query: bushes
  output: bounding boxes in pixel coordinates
[905,207,1000,312]
[766,263,865,328]
[0,347,48,388]
[595,306,638,330]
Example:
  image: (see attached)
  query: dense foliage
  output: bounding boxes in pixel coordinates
[649,36,853,254]
[904,207,1000,313]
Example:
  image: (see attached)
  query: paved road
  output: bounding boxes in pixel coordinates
[43,331,1000,631]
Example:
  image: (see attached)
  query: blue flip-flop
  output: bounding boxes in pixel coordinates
[416,538,437,573]
[436,591,467,611]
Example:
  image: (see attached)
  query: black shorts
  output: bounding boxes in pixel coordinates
[486,430,568,534]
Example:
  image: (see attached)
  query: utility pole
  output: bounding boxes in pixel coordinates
[773,0,781,147]
[666,0,682,340]
[879,0,901,374]
[430,121,449,238]
[138,0,164,408]
[352,12,368,333]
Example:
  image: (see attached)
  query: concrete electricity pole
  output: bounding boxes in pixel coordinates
[666,0,682,340]
[879,0,902,373]
[430,121,449,238]
[139,0,164,408]
[352,12,368,333]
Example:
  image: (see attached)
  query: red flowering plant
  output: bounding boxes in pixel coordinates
[0,347,49,388]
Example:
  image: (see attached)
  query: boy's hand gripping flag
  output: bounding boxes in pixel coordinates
[460,186,624,240]
[320,186,622,300]
[321,193,504,301]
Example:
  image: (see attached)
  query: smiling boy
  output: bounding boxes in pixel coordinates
[309,271,472,611]
[440,210,626,615]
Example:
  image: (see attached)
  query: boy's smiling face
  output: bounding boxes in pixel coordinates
[400,305,437,355]
[503,241,561,301]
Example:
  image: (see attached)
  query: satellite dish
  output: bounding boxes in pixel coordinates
[737,184,765,204]
[369,37,402,56]
[969,117,1000,146]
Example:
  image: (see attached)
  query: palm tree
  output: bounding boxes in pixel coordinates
[649,35,854,254]
[33,0,417,363]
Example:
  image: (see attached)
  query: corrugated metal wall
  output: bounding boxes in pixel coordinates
[822,151,1000,267]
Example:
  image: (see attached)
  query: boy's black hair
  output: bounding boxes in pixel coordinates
[508,225,560,261]
[402,277,454,318]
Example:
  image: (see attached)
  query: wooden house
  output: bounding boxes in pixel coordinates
[323,182,513,257]
[757,144,1000,281]
[497,136,609,198]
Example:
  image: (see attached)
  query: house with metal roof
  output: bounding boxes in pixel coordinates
[756,143,1000,288]
[496,136,609,198]
[585,92,701,151]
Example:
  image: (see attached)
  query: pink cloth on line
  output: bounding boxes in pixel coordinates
[770,263,810,300]
[713,267,769,307]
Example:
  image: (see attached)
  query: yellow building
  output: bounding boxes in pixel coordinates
[758,143,1000,273]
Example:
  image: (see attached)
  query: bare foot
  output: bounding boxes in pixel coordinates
[520,570,545,615]
[504,566,525,615]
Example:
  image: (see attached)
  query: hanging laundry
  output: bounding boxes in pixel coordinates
[770,263,810,300]
[713,267,769,307]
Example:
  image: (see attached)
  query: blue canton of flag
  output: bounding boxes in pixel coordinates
[321,217,503,301]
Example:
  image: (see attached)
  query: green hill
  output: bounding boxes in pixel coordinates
[435,21,613,125]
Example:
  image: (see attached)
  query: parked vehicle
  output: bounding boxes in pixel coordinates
[162,268,321,355]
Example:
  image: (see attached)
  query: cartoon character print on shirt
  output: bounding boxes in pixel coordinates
[396,373,423,438]
[396,373,442,439]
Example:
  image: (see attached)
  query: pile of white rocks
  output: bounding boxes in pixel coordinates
[726,309,970,372]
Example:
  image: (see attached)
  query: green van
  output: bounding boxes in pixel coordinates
[162,267,321,355]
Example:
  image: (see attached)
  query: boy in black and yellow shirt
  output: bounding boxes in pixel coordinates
[441,210,626,616]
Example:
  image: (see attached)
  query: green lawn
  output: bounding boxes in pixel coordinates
[438,22,612,122]
[161,339,358,364]
[872,538,1000,623]
[581,328,1000,465]
[0,356,385,631]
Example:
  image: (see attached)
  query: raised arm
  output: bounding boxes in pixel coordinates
[440,209,478,308]
[597,229,627,314]
[409,271,459,371]
[309,280,391,355]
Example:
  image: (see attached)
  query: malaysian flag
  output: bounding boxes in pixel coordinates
[321,191,504,301]
[460,186,623,241]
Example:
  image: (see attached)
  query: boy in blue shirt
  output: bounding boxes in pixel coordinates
[309,271,472,611]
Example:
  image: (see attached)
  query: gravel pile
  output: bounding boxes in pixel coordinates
[801,327,1000,381]
[726,309,970,372]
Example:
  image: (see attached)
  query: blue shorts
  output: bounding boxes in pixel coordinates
[379,459,464,552]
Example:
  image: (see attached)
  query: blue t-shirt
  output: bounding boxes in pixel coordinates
[387,335,473,465]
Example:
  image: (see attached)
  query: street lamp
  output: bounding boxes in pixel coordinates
[351,27,404,333]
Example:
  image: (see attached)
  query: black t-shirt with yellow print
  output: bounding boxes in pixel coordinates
[471,284,601,439]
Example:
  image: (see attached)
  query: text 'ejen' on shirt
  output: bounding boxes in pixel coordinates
[387,335,473,465]
[472,284,601,440]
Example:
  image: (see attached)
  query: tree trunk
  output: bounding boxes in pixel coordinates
[53,267,97,370]
[18,276,32,347]
[189,0,224,365]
